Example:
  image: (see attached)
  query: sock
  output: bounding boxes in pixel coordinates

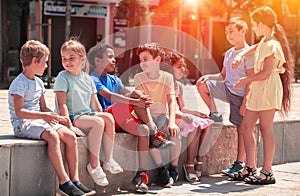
[61,180,72,189]
[157,163,165,168]
[73,180,80,186]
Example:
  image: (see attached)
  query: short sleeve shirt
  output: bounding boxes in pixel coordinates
[8,73,46,128]
[134,70,175,114]
[90,72,124,110]
[53,70,96,116]
[223,46,255,96]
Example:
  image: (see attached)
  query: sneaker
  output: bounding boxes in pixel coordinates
[222,161,245,175]
[157,165,174,188]
[149,130,175,150]
[87,163,109,186]
[75,183,96,196]
[168,165,179,183]
[131,170,149,193]
[59,183,85,196]
[103,159,124,174]
[209,112,223,122]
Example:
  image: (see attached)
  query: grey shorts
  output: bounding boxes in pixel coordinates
[14,119,63,140]
[152,114,181,139]
[206,80,244,127]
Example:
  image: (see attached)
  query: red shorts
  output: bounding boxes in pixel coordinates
[104,103,142,135]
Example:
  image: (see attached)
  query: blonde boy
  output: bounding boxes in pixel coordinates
[8,40,94,195]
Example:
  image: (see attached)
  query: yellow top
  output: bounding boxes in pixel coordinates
[246,37,286,111]
[134,70,175,116]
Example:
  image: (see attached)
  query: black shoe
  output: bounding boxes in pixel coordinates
[157,165,174,188]
[169,165,179,183]
[132,170,149,193]
[75,183,96,196]
[149,130,175,150]
[59,183,85,196]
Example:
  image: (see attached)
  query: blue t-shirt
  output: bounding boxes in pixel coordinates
[8,73,46,128]
[90,72,124,110]
[224,46,255,96]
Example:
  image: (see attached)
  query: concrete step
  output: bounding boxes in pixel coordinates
[1,120,300,195]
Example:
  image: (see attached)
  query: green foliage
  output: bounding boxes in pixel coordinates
[114,0,152,26]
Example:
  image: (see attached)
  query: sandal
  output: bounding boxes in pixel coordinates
[194,161,203,181]
[228,166,257,181]
[244,169,276,185]
[183,164,199,183]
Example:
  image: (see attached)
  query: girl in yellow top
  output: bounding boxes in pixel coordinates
[230,6,294,185]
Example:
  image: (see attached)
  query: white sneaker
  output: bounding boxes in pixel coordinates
[103,159,124,174]
[87,163,109,186]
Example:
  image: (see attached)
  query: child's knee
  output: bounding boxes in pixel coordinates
[136,124,150,137]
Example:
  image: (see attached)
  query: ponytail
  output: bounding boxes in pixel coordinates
[274,24,295,115]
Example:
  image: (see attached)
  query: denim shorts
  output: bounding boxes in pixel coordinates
[152,114,181,139]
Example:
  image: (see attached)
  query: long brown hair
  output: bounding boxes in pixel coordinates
[251,6,294,115]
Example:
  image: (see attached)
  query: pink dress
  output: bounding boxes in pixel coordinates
[175,82,213,137]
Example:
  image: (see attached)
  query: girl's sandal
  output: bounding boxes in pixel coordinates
[183,164,199,183]
[228,166,257,181]
[194,161,203,181]
[244,169,276,185]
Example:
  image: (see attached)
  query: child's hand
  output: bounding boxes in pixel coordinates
[197,75,210,84]
[233,77,248,89]
[138,95,153,108]
[57,116,70,127]
[232,55,242,70]
[168,123,180,137]
[182,114,193,124]
[199,112,209,118]
[70,126,86,137]
[42,112,60,126]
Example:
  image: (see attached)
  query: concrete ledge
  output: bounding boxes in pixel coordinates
[1,120,300,195]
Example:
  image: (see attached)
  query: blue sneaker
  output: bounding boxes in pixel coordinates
[157,165,174,187]
[168,165,179,183]
[209,112,223,122]
[222,161,245,175]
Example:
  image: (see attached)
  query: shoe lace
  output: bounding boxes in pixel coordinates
[156,130,167,142]
[140,172,149,184]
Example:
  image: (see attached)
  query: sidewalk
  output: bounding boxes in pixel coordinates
[104,162,300,196]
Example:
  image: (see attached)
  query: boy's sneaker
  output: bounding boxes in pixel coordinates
[168,164,179,183]
[87,163,109,186]
[209,112,223,122]
[222,161,245,175]
[75,183,96,196]
[157,165,174,188]
[59,183,85,196]
[131,170,149,193]
[103,159,124,174]
[149,130,175,150]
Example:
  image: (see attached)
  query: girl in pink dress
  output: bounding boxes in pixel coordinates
[166,52,213,182]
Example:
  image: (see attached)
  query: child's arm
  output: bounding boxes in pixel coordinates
[234,55,274,89]
[232,44,258,69]
[99,87,152,109]
[167,93,180,136]
[91,94,103,112]
[55,91,84,136]
[13,94,60,126]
